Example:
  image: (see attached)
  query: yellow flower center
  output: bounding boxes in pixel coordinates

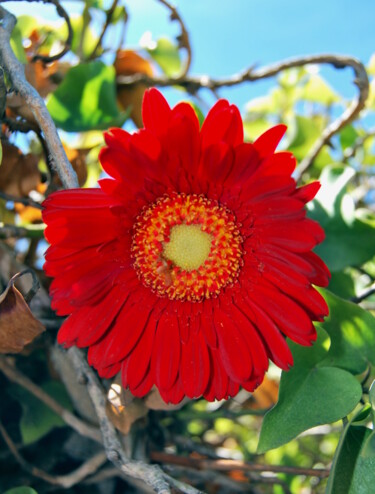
[131,193,243,302]
[163,224,212,271]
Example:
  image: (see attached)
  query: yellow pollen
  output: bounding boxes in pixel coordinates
[131,193,243,302]
[163,224,212,271]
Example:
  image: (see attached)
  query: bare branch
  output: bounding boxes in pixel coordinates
[0,420,107,488]
[351,284,375,304]
[67,347,172,494]
[0,356,102,443]
[0,191,43,209]
[155,0,192,77]
[0,223,45,239]
[0,6,78,189]
[151,452,331,479]
[1,0,73,63]
[88,0,120,61]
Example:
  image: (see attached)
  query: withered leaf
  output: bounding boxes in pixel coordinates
[115,50,154,128]
[0,141,41,198]
[106,382,148,435]
[0,272,45,354]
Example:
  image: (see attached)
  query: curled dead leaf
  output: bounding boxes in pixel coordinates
[0,141,41,198]
[54,145,88,187]
[115,50,154,128]
[106,381,148,435]
[249,376,279,409]
[0,271,45,354]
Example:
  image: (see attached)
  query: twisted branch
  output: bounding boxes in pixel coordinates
[118,53,369,180]
[0,6,78,189]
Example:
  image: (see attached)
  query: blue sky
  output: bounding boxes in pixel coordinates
[123,0,375,108]
[6,0,375,110]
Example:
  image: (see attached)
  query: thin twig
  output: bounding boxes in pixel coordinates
[0,420,107,488]
[0,223,45,239]
[118,54,369,180]
[1,0,73,63]
[0,191,43,210]
[156,0,192,77]
[88,0,120,61]
[343,128,375,161]
[351,284,375,304]
[0,356,102,443]
[0,6,78,189]
[67,347,172,494]
[151,452,330,479]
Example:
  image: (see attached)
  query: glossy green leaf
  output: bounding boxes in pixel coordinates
[326,424,370,494]
[340,125,359,150]
[318,289,375,374]
[301,74,340,105]
[47,62,129,132]
[69,15,98,58]
[286,115,325,162]
[328,271,356,298]
[11,381,72,445]
[257,328,362,452]
[369,380,375,411]
[308,165,375,271]
[146,37,182,77]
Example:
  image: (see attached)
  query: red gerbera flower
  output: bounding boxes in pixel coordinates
[43,88,330,404]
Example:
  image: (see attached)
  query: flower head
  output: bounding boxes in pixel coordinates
[43,89,330,404]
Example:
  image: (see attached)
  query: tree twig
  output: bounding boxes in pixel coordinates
[0,420,107,488]
[0,6,78,189]
[0,356,102,443]
[0,191,43,210]
[88,0,120,61]
[151,452,330,479]
[67,347,173,494]
[1,0,73,63]
[351,284,375,304]
[118,53,369,180]
[0,223,45,239]
[155,0,192,77]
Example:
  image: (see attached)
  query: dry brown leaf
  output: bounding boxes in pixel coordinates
[114,50,154,128]
[106,381,148,435]
[0,273,45,354]
[53,145,88,187]
[144,386,189,411]
[0,141,41,198]
[250,376,279,409]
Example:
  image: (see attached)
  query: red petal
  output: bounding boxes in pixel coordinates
[203,348,229,401]
[152,311,181,391]
[180,330,210,398]
[253,124,287,158]
[125,311,157,389]
[201,100,243,149]
[214,308,252,382]
[142,88,171,136]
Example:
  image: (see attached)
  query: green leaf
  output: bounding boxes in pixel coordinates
[318,289,375,374]
[328,271,356,298]
[301,74,340,105]
[257,328,362,453]
[340,125,359,150]
[47,62,129,132]
[4,488,38,494]
[326,424,370,494]
[10,381,72,445]
[146,37,182,77]
[69,15,98,58]
[308,165,375,271]
[286,115,325,162]
[10,25,27,63]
